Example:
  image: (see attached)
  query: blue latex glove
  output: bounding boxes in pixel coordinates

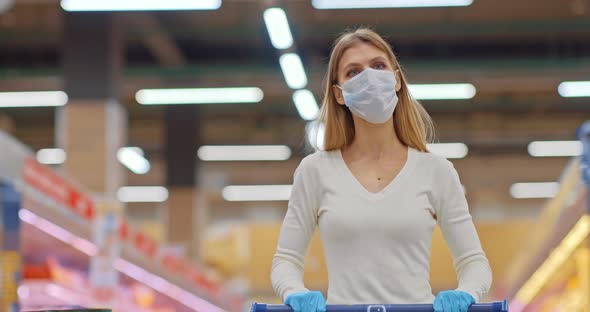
[434,290,475,312]
[285,291,327,312]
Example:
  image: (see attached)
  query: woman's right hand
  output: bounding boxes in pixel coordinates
[285,291,327,312]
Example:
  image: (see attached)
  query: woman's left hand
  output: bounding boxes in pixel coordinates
[433,290,475,312]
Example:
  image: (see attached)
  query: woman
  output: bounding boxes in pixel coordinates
[271,28,492,312]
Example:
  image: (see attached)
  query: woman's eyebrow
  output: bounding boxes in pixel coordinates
[370,56,387,62]
[342,62,362,72]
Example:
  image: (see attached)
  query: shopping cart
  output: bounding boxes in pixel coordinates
[251,300,508,312]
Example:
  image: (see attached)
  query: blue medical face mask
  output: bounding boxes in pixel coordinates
[336,68,399,124]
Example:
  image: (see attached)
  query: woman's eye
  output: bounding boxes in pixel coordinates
[346,69,360,77]
[373,63,387,70]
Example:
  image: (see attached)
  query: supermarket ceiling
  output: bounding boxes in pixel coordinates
[1,0,590,155]
[2,0,590,113]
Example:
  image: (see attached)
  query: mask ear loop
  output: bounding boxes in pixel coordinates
[332,82,348,110]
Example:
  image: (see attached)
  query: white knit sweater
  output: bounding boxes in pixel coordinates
[271,147,492,305]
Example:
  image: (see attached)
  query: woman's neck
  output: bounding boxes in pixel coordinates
[345,115,405,160]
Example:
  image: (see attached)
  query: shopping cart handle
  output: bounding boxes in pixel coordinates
[251,300,508,312]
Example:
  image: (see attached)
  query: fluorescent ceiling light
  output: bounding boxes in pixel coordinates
[61,0,221,11]
[136,87,264,105]
[293,89,320,120]
[527,141,582,157]
[306,121,326,151]
[312,0,473,9]
[0,91,68,108]
[197,145,292,161]
[263,8,294,50]
[427,143,468,159]
[117,186,169,203]
[118,147,151,174]
[36,148,66,165]
[222,185,292,201]
[558,81,590,98]
[279,53,308,89]
[510,182,560,199]
[315,122,326,151]
[409,83,476,100]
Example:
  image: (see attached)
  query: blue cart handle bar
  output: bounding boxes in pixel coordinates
[251,300,508,312]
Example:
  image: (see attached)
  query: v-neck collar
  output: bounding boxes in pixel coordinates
[334,146,416,201]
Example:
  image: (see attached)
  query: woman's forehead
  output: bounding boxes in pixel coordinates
[338,42,391,69]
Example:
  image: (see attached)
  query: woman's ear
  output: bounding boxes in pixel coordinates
[395,70,402,92]
[333,85,346,105]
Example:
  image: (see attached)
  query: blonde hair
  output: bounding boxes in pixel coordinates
[318,28,435,152]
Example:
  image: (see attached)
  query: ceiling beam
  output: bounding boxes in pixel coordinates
[126,13,186,67]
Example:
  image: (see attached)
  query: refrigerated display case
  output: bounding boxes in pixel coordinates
[500,135,590,312]
[0,131,244,311]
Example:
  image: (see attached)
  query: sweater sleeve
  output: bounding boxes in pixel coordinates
[435,159,493,302]
[271,157,321,302]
